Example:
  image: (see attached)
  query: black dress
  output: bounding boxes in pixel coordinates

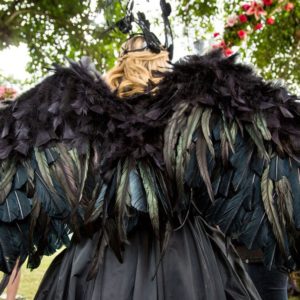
[0,51,299,299]
[35,217,259,299]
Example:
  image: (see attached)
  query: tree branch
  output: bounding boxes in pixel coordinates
[5,9,32,26]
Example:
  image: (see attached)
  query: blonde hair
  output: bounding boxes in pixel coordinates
[105,35,170,98]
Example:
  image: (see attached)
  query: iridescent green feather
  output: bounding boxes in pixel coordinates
[54,144,79,204]
[254,113,272,141]
[78,145,90,204]
[230,121,238,146]
[175,133,185,199]
[245,124,269,161]
[138,162,159,235]
[221,111,235,153]
[34,149,56,193]
[182,106,203,155]
[201,108,215,157]
[195,132,214,202]
[115,158,131,241]
[261,165,286,253]
[0,159,15,203]
[163,102,189,176]
[275,176,295,230]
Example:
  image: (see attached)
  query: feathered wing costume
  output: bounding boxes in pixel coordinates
[0,51,299,299]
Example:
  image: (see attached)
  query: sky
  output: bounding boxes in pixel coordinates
[0,44,30,83]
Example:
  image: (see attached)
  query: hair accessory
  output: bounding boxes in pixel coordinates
[103,0,174,59]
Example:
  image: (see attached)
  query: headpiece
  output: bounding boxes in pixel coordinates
[103,0,173,59]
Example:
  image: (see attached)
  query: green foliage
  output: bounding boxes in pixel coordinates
[176,0,300,92]
[0,0,299,91]
[177,0,218,33]
[249,6,300,90]
[0,0,126,78]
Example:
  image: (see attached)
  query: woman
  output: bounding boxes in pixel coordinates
[0,35,299,299]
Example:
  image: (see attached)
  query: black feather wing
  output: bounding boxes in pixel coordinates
[0,58,119,273]
[0,58,172,274]
[162,50,300,270]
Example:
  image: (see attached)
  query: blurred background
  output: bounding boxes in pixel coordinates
[0,0,299,299]
[0,0,299,92]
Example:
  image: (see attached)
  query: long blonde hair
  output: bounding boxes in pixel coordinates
[105,35,170,98]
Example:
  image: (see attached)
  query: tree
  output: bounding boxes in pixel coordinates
[0,0,125,77]
[0,0,299,91]
[177,0,300,92]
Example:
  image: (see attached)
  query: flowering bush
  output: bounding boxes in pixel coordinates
[213,0,296,56]
[0,86,17,101]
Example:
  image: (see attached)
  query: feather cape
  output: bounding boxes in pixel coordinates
[0,50,299,273]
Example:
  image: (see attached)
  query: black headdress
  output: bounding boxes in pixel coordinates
[106,0,174,59]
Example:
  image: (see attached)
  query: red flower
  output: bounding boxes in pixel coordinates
[263,0,273,6]
[212,40,226,49]
[237,30,247,39]
[244,2,266,20]
[0,86,17,100]
[242,4,251,11]
[254,23,263,30]
[226,14,238,27]
[213,32,220,38]
[284,3,294,11]
[219,40,226,48]
[266,17,275,25]
[224,48,234,57]
[0,87,5,98]
[239,14,248,23]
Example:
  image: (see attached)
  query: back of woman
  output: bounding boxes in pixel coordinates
[32,35,259,300]
[0,22,299,300]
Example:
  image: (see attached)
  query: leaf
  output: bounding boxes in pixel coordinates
[261,165,286,254]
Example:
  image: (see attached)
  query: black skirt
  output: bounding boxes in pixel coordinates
[35,217,261,300]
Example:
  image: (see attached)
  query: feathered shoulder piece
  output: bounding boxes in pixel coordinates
[0,57,119,160]
[162,50,300,155]
[0,58,127,274]
[0,50,299,276]
[162,50,300,270]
